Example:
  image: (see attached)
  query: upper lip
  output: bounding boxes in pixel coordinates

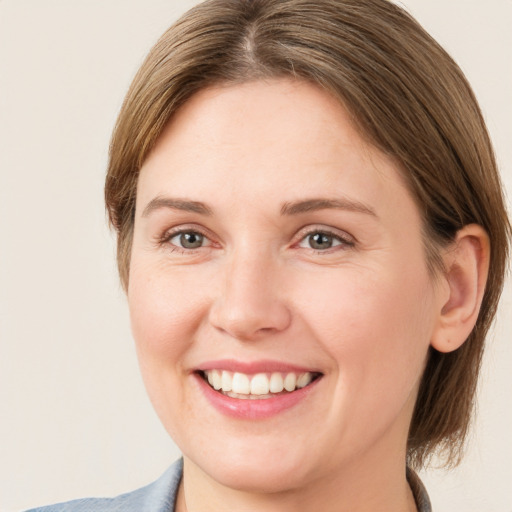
[196,359,322,374]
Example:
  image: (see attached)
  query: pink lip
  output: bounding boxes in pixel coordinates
[192,371,322,420]
[197,359,320,374]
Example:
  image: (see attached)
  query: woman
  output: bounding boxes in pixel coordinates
[25,0,509,510]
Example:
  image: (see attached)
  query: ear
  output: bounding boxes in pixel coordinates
[431,224,490,353]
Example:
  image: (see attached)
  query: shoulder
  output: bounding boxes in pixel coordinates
[25,459,183,512]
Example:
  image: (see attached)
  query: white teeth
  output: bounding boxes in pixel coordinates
[203,369,317,396]
[211,369,222,390]
[269,372,284,393]
[283,372,297,392]
[250,373,270,395]
[232,372,250,394]
[297,372,313,389]
[221,371,233,392]
[225,391,274,400]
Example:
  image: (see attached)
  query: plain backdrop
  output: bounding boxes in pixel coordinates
[0,1,511,511]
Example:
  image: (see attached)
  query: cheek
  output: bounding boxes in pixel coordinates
[127,262,211,436]
[127,261,209,371]
[294,262,435,387]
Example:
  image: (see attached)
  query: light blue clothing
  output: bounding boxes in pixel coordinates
[25,459,183,512]
[25,458,432,511]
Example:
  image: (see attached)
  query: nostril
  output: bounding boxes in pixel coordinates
[209,305,292,341]
[207,272,292,340]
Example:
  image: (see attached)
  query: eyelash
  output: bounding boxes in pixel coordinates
[157,227,213,254]
[157,226,355,254]
[296,228,355,253]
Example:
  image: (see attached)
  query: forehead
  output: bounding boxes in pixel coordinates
[137,78,415,221]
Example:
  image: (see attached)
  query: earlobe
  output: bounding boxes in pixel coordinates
[431,224,490,353]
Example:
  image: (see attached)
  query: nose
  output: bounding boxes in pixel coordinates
[208,249,292,341]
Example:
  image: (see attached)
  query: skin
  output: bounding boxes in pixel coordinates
[128,79,487,512]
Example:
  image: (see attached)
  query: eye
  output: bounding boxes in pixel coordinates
[168,230,209,250]
[297,230,351,251]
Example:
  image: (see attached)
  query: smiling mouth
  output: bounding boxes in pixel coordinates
[199,370,322,399]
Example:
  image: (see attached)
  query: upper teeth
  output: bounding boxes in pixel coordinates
[204,370,314,395]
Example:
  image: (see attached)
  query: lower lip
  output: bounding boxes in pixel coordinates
[193,373,321,419]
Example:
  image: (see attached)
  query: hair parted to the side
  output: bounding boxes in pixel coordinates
[105,0,510,468]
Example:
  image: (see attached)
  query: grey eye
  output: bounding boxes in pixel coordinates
[308,232,334,250]
[171,231,205,249]
[298,231,345,251]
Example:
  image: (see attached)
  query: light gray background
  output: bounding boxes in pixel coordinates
[0,1,511,511]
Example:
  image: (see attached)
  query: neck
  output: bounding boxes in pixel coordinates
[176,452,418,512]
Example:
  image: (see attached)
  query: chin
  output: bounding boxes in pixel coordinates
[207,463,308,494]
[184,442,314,494]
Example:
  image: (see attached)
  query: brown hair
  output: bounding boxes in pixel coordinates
[105,0,510,467]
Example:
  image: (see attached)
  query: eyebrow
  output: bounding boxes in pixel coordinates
[141,196,377,219]
[142,196,213,217]
[280,198,377,217]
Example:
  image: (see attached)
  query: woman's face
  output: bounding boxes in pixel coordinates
[129,79,443,492]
